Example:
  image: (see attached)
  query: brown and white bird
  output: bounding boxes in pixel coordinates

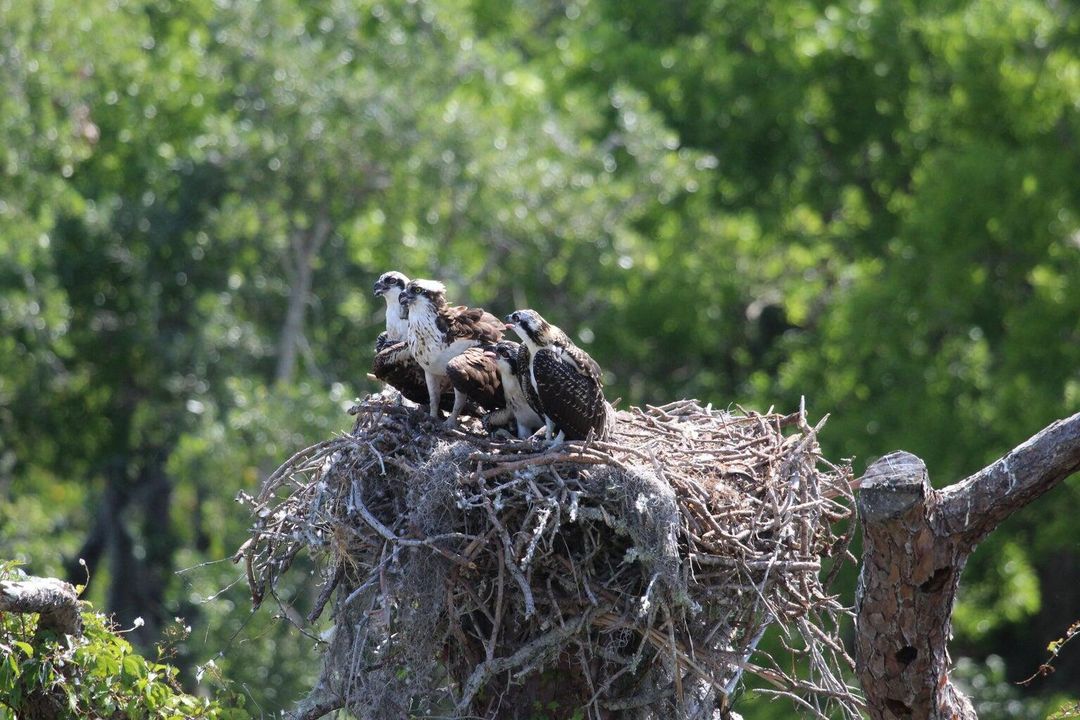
[372,271,410,345]
[371,271,456,411]
[482,341,544,439]
[446,344,507,421]
[505,309,613,442]
[399,279,504,427]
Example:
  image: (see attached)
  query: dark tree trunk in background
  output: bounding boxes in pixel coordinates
[855,412,1080,719]
[67,446,176,645]
[275,216,331,385]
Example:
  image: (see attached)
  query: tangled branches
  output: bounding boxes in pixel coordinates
[238,393,862,719]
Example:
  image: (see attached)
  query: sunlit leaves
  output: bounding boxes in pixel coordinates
[0,563,247,719]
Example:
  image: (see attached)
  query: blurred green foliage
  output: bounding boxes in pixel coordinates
[1,0,1078,715]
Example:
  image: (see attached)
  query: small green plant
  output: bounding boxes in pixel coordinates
[0,561,248,719]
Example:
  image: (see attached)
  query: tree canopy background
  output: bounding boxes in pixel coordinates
[1,0,1078,716]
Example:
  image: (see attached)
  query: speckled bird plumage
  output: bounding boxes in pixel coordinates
[485,340,543,439]
[400,279,504,426]
[371,271,457,411]
[446,344,506,414]
[505,309,612,441]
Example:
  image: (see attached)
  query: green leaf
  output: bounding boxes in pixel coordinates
[122,653,147,682]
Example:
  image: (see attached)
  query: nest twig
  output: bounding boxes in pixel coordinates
[238,392,862,719]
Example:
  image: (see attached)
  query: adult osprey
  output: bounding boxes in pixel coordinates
[505,309,613,441]
[482,341,544,439]
[399,279,504,427]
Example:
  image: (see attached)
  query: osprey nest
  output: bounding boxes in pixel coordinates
[238,393,862,720]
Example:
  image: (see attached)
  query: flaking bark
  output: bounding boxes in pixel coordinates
[855,411,1080,719]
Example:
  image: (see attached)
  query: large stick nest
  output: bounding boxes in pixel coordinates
[238,393,863,719]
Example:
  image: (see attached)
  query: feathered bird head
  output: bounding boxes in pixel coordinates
[399,279,447,313]
[505,309,562,347]
[493,340,521,373]
[373,271,409,298]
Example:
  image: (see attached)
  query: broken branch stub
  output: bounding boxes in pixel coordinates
[855,452,975,720]
[855,411,1080,720]
[0,576,82,638]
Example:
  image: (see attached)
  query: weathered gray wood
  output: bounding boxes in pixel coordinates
[0,576,82,636]
[0,576,83,720]
[936,412,1080,544]
[855,412,1080,719]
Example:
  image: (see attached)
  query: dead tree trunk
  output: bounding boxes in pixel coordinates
[855,411,1080,719]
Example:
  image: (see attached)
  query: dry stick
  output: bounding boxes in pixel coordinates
[485,544,507,664]
[478,452,612,479]
[307,564,344,623]
[258,438,344,502]
[482,496,536,618]
[454,606,611,713]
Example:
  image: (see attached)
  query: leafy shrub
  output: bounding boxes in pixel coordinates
[0,562,248,720]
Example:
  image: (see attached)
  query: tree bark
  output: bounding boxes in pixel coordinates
[855,411,1080,719]
[0,576,82,637]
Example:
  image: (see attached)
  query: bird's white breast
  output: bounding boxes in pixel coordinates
[498,363,542,425]
[384,291,408,341]
[407,309,475,375]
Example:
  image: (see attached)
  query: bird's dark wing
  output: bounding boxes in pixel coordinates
[446,345,506,412]
[477,310,505,342]
[373,341,429,405]
[442,306,504,344]
[532,347,609,440]
[373,340,455,411]
[562,343,603,387]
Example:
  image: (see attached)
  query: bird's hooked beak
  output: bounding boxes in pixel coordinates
[396,291,412,318]
[504,313,518,331]
[373,281,385,297]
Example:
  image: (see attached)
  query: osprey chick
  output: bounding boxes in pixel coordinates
[372,271,410,344]
[505,309,613,442]
[445,344,507,420]
[399,279,504,427]
[371,271,453,411]
[483,341,544,439]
